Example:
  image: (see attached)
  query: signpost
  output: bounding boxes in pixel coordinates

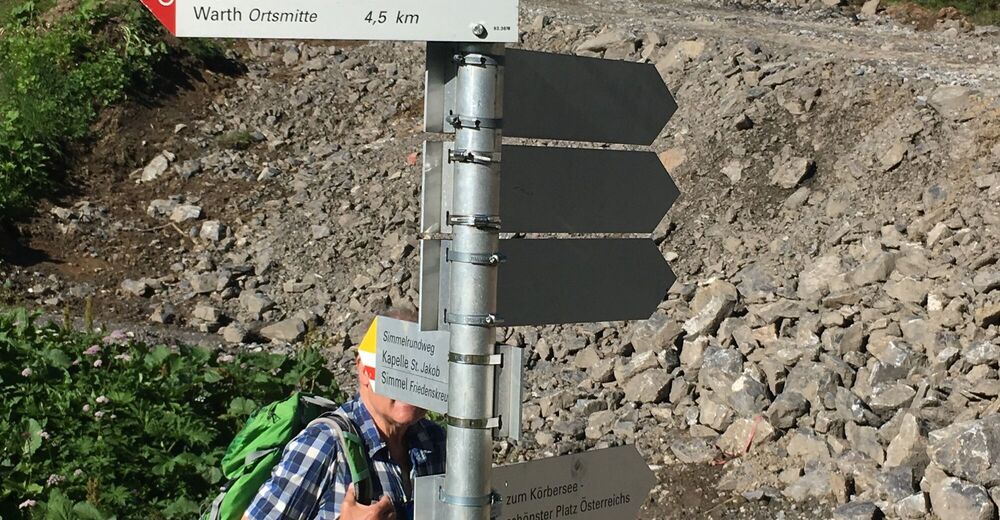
[420,239,675,328]
[360,315,524,440]
[361,316,451,414]
[138,5,678,518]
[426,47,677,143]
[139,0,519,42]
[415,445,656,519]
[423,143,680,234]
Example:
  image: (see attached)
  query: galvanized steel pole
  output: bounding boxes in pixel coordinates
[443,42,504,520]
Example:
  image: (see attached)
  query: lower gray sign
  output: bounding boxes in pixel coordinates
[421,239,674,328]
[415,445,655,519]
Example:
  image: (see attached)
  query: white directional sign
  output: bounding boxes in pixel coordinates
[362,316,523,439]
[415,446,656,519]
[139,0,519,42]
[361,316,450,414]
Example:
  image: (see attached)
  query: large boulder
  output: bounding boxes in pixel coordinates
[928,477,996,520]
[928,415,1000,485]
[683,281,739,337]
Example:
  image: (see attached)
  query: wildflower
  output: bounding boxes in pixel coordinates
[21,368,32,377]
[18,500,36,510]
[46,474,65,486]
[96,395,109,404]
[83,404,91,413]
[39,431,50,440]
[83,345,101,356]
[102,330,129,345]
[114,352,133,362]
[73,469,83,477]
[217,353,235,363]
[94,411,105,420]
[93,359,103,368]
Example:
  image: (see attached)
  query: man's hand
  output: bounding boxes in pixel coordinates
[340,484,396,520]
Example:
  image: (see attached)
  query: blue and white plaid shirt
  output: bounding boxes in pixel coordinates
[245,395,446,520]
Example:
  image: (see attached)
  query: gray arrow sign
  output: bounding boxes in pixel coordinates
[421,142,679,234]
[414,445,656,519]
[425,45,677,145]
[420,239,674,328]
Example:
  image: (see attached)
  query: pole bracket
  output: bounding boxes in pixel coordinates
[449,352,503,366]
[448,214,501,230]
[438,487,501,508]
[447,415,501,430]
[451,53,502,67]
[445,311,503,327]
[448,114,503,130]
[447,249,506,266]
[449,149,501,165]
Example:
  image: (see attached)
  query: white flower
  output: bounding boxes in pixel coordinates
[83,404,91,413]
[96,395,109,404]
[73,469,83,477]
[20,368,32,377]
[39,431,50,440]
[18,500,36,509]
[93,359,103,368]
[94,411,105,420]
[46,474,65,486]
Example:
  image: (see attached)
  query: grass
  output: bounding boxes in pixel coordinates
[0,0,55,26]
[217,130,257,151]
[889,0,1000,25]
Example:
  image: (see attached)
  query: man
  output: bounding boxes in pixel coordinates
[245,315,446,520]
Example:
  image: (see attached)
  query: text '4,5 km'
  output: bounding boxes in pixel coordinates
[365,10,420,25]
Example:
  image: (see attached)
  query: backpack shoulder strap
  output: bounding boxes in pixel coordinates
[311,412,375,506]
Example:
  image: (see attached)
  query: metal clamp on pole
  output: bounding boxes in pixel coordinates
[451,52,503,67]
[448,214,502,230]
[449,149,501,165]
[438,487,501,508]
[445,311,503,327]
[447,250,506,266]
[447,415,501,430]
[448,114,503,130]
[449,352,503,366]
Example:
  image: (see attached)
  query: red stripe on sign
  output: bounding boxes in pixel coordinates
[139,0,176,35]
[364,366,376,381]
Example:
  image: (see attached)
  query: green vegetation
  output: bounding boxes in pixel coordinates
[0,0,226,222]
[216,130,257,151]
[0,308,342,519]
[0,0,170,220]
[901,0,1000,25]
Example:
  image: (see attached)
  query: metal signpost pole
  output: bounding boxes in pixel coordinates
[443,42,504,520]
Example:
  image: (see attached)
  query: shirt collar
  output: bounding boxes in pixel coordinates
[346,394,441,465]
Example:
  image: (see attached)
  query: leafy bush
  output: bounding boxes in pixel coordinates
[0,308,342,519]
[0,0,172,220]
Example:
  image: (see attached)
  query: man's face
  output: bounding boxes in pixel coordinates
[357,358,427,429]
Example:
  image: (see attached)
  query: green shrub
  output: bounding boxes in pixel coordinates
[216,130,256,151]
[0,308,342,519]
[0,0,173,220]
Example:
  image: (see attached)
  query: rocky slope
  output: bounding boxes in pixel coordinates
[2,0,1000,518]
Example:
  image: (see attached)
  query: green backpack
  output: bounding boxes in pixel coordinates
[204,392,374,520]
